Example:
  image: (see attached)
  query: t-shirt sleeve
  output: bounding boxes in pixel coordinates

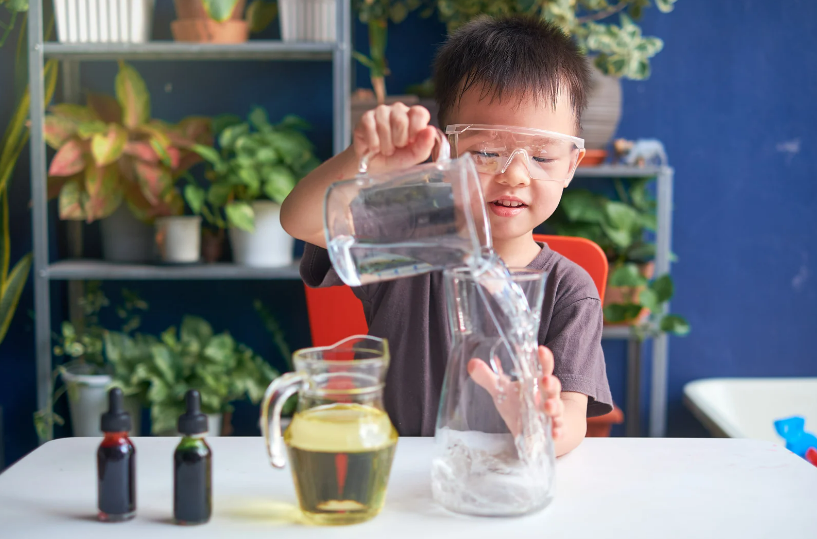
[299,242,346,288]
[544,296,614,418]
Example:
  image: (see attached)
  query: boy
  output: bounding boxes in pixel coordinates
[281,15,613,456]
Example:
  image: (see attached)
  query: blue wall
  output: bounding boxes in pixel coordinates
[3,0,817,465]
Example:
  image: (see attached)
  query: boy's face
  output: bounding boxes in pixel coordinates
[448,88,584,244]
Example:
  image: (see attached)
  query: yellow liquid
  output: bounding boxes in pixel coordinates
[284,403,398,525]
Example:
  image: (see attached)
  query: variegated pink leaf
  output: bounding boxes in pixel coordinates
[91,124,128,166]
[48,138,87,177]
[115,61,150,129]
[86,92,123,124]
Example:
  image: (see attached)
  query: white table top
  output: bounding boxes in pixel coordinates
[1,437,815,538]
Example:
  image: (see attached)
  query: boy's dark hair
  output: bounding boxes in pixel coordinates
[433,15,590,132]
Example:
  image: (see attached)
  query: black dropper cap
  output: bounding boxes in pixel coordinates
[100,387,132,433]
[178,390,208,435]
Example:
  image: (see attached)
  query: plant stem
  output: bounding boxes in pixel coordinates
[613,178,630,205]
[576,1,629,24]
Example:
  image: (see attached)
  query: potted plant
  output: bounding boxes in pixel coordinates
[351,0,423,127]
[425,0,678,150]
[107,315,279,435]
[52,0,155,44]
[171,0,278,43]
[544,177,689,338]
[45,60,212,263]
[34,284,147,441]
[186,107,319,267]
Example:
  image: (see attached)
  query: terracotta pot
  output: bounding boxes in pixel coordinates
[171,19,249,43]
[578,149,607,168]
[201,228,225,263]
[173,0,246,21]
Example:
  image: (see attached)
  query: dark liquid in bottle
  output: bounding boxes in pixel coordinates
[97,437,136,521]
[174,439,212,525]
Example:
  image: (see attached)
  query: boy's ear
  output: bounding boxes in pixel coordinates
[563,148,586,188]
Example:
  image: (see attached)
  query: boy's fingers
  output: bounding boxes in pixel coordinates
[407,105,431,141]
[541,373,561,398]
[408,126,437,163]
[544,396,563,417]
[538,346,555,377]
[355,110,379,157]
[374,105,394,156]
[468,359,499,397]
[391,103,410,148]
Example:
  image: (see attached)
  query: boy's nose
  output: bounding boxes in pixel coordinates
[495,151,531,188]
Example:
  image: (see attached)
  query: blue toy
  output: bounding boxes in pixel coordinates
[774,416,817,458]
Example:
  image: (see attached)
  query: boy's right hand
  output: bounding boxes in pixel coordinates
[352,103,438,173]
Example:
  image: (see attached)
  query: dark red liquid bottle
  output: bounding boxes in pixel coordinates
[97,388,136,522]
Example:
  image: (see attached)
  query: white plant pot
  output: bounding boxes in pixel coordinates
[580,63,623,150]
[155,216,201,263]
[54,0,155,44]
[61,365,141,437]
[278,0,335,42]
[229,201,294,267]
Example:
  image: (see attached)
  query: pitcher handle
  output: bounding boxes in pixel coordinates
[261,372,308,468]
[358,126,451,175]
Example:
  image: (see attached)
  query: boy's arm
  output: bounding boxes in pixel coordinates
[280,147,359,248]
[280,103,436,248]
[554,392,588,457]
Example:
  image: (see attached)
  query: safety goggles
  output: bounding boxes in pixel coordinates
[446,124,585,182]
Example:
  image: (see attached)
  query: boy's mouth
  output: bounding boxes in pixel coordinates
[489,196,528,217]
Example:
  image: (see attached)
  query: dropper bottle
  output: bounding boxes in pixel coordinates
[174,389,212,525]
[97,387,136,522]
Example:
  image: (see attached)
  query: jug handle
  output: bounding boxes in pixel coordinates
[357,126,451,175]
[261,372,308,468]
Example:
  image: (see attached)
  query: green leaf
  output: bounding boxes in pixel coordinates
[184,184,206,215]
[218,123,250,152]
[655,0,677,13]
[48,103,97,123]
[0,253,31,345]
[225,201,255,232]
[604,201,640,230]
[115,61,150,129]
[652,274,674,303]
[609,263,646,287]
[204,333,236,365]
[660,314,690,336]
[180,316,213,347]
[248,107,270,131]
[638,288,660,312]
[603,303,642,323]
[212,114,243,135]
[561,190,604,223]
[262,165,296,203]
[76,121,107,140]
[201,0,241,22]
[191,143,223,166]
[247,0,278,33]
[58,177,87,220]
[91,123,127,166]
[207,182,233,206]
[150,344,177,385]
[84,164,122,222]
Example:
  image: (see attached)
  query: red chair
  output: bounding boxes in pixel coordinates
[302,234,622,434]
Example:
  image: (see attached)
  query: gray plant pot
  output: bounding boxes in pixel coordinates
[100,205,155,263]
[60,362,142,437]
[580,64,623,150]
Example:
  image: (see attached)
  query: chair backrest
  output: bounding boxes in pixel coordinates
[304,235,608,346]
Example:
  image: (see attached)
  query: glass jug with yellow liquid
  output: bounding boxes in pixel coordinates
[260,336,397,525]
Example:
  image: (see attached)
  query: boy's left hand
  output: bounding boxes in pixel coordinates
[468,345,565,440]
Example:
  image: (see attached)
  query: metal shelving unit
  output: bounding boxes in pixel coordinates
[27,0,352,441]
[27,0,673,440]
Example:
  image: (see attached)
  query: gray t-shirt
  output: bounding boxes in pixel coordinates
[300,241,613,436]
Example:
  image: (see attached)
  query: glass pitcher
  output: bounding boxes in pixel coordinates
[432,267,555,517]
[261,335,397,526]
[323,128,492,286]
